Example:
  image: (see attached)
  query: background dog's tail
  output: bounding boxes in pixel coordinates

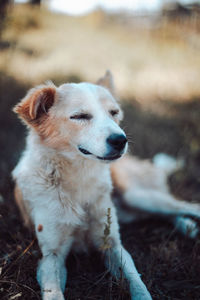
[152,152,184,175]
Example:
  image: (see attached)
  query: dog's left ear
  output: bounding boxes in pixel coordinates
[13,84,57,126]
[97,70,116,97]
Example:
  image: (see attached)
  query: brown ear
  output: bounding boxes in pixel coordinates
[13,85,56,125]
[96,70,116,97]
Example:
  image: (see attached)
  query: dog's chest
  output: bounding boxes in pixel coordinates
[31,158,113,229]
[55,161,112,204]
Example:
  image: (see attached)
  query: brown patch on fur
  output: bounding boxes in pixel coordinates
[37,224,43,232]
[13,86,56,126]
[13,84,82,151]
[111,157,133,192]
[14,184,32,228]
[38,116,80,150]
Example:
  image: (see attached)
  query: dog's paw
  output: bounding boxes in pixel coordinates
[131,289,152,300]
[42,289,65,300]
[130,283,152,300]
[174,216,199,238]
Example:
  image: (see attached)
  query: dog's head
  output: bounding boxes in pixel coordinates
[14,71,127,162]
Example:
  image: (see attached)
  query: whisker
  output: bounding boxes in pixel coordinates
[127,138,133,142]
[122,127,128,132]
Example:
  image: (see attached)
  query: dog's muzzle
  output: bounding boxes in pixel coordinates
[78,134,127,162]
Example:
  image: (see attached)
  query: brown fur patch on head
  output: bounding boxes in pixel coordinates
[13,84,56,127]
[36,115,70,149]
[13,83,80,150]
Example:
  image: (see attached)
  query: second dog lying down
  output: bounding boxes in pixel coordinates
[12,71,200,300]
[112,153,200,239]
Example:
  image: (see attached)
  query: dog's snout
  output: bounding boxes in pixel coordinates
[106,134,127,151]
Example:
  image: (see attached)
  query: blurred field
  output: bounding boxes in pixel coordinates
[0,3,200,300]
[1,4,200,102]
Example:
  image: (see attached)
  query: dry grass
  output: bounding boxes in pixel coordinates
[1,4,200,103]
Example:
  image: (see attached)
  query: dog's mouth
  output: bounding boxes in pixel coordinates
[79,147,92,155]
[78,147,121,161]
[96,154,122,161]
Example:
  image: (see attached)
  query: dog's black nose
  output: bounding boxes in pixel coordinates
[106,134,127,151]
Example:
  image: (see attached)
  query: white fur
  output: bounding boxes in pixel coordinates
[13,74,200,300]
[13,77,152,300]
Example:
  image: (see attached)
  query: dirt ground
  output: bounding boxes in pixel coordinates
[0,71,200,300]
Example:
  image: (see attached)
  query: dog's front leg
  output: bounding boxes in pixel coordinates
[90,201,152,300]
[105,246,152,300]
[37,235,73,300]
[32,208,74,300]
[37,253,67,300]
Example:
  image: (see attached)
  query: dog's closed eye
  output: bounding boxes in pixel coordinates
[70,113,93,121]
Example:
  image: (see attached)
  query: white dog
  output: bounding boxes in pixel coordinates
[12,71,200,300]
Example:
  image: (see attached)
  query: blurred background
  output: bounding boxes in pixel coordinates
[0,1,200,299]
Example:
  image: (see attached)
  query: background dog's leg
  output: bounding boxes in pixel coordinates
[124,188,200,218]
[123,188,200,237]
[104,246,152,300]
